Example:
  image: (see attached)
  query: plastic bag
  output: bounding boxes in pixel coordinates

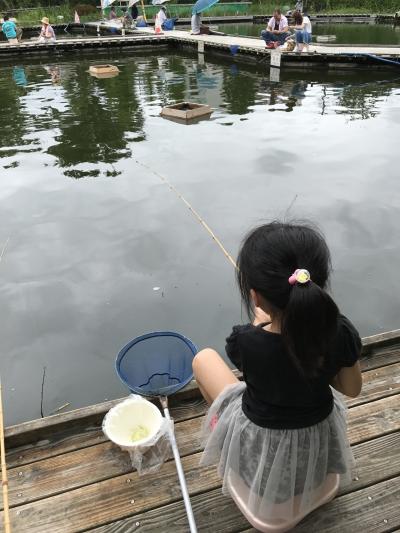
[102,395,172,475]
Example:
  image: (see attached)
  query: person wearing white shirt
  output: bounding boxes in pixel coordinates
[155,6,167,32]
[290,10,312,52]
[261,9,290,45]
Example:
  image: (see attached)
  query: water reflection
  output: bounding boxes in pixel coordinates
[1,53,398,174]
[1,52,399,424]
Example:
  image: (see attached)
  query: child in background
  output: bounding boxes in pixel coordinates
[193,221,362,529]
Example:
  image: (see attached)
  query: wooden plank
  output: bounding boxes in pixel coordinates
[360,344,400,371]
[347,394,400,444]
[292,476,400,532]
[88,487,249,533]
[4,391,400,512]
[6,396,206,468]
[3,452,220,533]
[5,417,203,508]
[347,362,400,407]
[362,329,400,352]
[87,475,400,533]
[6,351,400,468]
[72,432,400,533]
[5,395,206,451]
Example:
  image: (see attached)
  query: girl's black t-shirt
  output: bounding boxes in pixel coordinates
[225,315,362,429]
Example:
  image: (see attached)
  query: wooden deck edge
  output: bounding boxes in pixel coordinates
[5,330,399,448]
[361,329,400,353]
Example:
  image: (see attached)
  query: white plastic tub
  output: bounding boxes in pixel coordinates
[103,397,163,448]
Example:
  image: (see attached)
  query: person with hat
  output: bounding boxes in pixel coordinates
[1,15,19,45]
[38,17,56,43]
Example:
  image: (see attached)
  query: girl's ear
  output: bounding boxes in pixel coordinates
[250,289,261,308]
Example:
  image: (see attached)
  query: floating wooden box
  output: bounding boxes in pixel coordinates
[89,64,120,79]
[160,102,212,124]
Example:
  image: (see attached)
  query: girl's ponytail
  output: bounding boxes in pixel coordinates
[237,222,340,378]
[282,275,339,376]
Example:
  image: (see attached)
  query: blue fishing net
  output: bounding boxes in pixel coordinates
[116,332,197,397]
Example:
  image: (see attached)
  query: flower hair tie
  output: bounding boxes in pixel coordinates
[288,269,311,285]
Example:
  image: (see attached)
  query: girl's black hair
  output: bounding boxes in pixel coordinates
[237,221,339,377]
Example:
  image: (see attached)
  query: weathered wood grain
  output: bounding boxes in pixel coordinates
[88,487,249,533]
[347,362,400,407]
[4,391,400,510]
[2,452,221,533]
[361,345,400,371]
[3,389,400,520]
[6,417,203,508]
[5,393,205,449]
[347,394,400,444]
[362,329,400,353]
[292,476,400,533]
[87,474,400,533]
[6,397,207,468]
[76,432,400,533]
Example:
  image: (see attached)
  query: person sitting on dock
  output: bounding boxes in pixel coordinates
[1,15,19,45]
[109,6,117,20]
[290,9,312,52]
[155,6,167,33]
[193,221,363,531]
[38,17,56,43]
[261,9,290,47]
[191,10,201,35]
[130,3,139,20]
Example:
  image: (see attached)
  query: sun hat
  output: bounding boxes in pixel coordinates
[41,17,49,24]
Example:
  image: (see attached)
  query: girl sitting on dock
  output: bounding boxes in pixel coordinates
[38,17,56,43]
[290,10,312,53]
[193,221,362,530]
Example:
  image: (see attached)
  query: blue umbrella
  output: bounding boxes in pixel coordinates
[192,0,220,15]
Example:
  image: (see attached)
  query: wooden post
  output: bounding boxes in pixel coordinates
[270,49,281,82]
[0,380,11,533]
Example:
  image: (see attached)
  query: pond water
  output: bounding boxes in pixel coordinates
[218,22,400,45]
[1,51,399,425]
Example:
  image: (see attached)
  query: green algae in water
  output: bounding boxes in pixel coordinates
[131,425,150,442]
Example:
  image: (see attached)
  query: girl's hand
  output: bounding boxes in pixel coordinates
[253,307,271,326]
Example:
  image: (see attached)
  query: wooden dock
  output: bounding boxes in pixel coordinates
[0,27,399,69]
[1,329,400,532]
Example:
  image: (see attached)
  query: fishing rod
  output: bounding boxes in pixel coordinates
[134,159,238,268]
[0,238,11,533]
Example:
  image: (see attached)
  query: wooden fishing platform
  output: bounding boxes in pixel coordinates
[1,329,400,532]
[0,27,399,69]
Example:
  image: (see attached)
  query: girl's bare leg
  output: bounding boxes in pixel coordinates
[192,348,239,405]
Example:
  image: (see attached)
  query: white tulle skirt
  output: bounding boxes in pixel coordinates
[200,382,355,524]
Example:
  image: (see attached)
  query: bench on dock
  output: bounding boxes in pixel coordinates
[2,329,400,532]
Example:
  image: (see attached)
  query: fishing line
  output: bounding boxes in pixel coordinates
[0,237,10,264]
[134,158,237,269]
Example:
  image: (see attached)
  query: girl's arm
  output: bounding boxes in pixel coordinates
[331,361,362,398]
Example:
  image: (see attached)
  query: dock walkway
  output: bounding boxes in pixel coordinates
[140,26,400,56]
[0,26,399,68]
[2,329,400,532]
